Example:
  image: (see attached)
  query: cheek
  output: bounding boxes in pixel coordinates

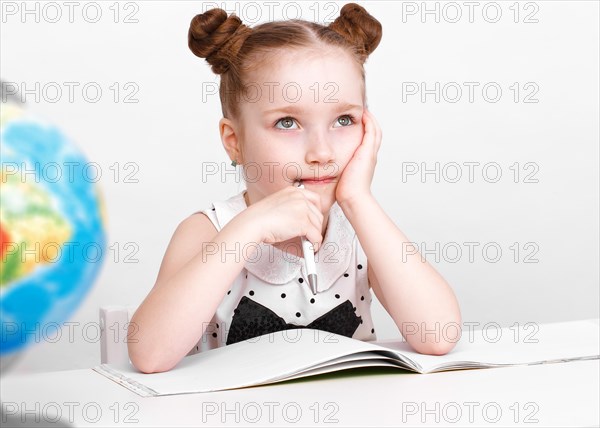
[248,149,297,185]
[334,128,363,163]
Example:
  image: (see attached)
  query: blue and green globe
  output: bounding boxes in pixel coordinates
[1,99,107,359]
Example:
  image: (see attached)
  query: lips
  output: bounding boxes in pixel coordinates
[301,176,336,184]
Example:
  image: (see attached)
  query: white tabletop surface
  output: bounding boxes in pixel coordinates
[1,359,598,427]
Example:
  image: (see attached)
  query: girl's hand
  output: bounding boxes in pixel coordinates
[244,186,325,250]
[335,108,382,207]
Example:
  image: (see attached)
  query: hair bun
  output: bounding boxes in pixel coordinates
[188,8,252,74]
[329,3,382,61]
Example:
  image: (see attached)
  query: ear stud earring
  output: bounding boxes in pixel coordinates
[231,160,238,167]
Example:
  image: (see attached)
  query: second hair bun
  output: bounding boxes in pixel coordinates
[329,3,382,62]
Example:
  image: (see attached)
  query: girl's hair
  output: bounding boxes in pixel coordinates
[188,2,382,122]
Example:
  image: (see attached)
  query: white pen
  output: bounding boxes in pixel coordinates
[294,180,318,295]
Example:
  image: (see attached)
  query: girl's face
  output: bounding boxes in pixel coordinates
[236,48,365,212]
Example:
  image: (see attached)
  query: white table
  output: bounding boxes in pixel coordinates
[1,359,598,427]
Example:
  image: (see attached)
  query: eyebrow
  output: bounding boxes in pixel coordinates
[263,103,363,115]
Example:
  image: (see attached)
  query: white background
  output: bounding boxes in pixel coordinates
[1,0,598,374]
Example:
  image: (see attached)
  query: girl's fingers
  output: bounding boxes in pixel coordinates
[296,186,324,240]
[364,109,382,151]
[307,201,324,228]
[300,188,322,213]
[373,115,382,151]
[307,211,323,249]
[301,199,323,249]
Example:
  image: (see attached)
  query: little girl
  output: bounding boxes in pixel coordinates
[129,3,461,373]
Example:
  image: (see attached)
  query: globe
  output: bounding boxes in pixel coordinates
[0,96,107,366]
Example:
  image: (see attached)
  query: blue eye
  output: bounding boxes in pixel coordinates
[335,115,356,127]
[275,117,298,129]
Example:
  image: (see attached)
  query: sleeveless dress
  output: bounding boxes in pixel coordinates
[189,189,377,354]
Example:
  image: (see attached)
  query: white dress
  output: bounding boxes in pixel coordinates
[190,189,377,354]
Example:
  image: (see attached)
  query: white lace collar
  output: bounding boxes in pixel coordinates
[210,189,356,293]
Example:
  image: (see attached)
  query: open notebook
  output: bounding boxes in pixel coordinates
[93,318,599,397]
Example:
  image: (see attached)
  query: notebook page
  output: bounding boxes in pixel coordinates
[93,328,404,396]
[375,318,600,373]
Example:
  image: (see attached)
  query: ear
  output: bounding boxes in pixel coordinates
[219,117,243,164]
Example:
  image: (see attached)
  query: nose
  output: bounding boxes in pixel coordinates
[304,129,335,167]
